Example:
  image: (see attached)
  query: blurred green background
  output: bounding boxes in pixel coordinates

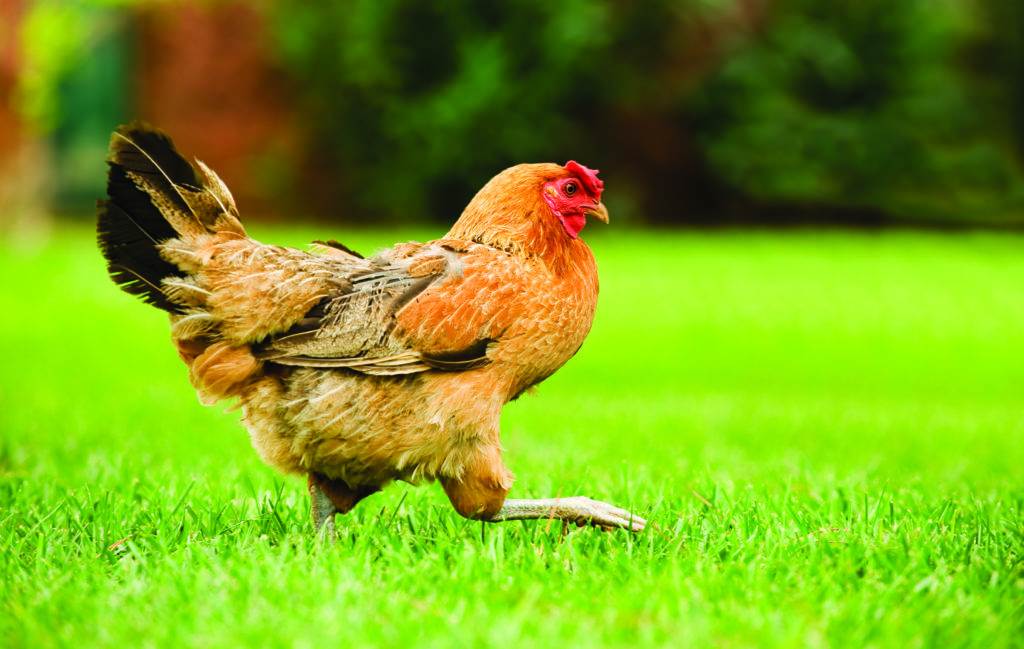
[3,0,1024,229]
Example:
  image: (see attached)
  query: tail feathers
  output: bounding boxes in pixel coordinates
[97,198,183,311]
[97,122,246,312]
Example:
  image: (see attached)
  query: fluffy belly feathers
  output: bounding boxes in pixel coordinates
[240,368,508,487]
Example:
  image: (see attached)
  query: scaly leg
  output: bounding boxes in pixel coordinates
[308,475,338,538]
[307,473,379,538]
[440,446,646,533]
[491,497,646,532]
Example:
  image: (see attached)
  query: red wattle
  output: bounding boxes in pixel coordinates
[560,213,586,238]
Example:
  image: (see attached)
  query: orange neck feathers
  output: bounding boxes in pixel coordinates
[447,163,588,273]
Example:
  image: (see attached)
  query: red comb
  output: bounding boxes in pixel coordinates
[564,161,604,199]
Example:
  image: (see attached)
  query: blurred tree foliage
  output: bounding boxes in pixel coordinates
[13,0,1024,225]
[270,0,618,221]
[14,0,132,207]
[967,0,1024,162]
[691,0,1024,224]
[269,0,780,223]
[269,0,1024,225]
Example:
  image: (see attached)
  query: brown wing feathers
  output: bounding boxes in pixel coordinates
[252,250,494,375]
[256,256,450,373]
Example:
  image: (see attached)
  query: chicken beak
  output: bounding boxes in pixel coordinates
[585,202,609,224]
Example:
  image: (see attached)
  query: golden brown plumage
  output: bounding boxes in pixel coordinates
[97,123,644,534]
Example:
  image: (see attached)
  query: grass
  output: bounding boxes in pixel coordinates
[1,224,1022,648]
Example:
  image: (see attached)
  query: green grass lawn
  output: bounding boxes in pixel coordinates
[1,224,1022,648]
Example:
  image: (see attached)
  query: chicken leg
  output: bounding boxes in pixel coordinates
[307,473,379,537]
[440,454,646,532]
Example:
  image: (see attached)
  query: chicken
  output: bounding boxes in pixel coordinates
[96,123,645,534]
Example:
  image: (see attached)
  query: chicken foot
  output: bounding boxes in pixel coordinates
[490,497,646,532]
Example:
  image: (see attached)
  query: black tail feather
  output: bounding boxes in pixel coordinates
[97,198,181,311]
[108,124,200,208]
[97,122,197,312]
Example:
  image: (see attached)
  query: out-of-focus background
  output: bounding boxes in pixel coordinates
[2,0,1024,230]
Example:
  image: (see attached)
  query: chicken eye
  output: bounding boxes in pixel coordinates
[564,181,578,197]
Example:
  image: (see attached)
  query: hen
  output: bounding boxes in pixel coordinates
[97,123,645,534]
